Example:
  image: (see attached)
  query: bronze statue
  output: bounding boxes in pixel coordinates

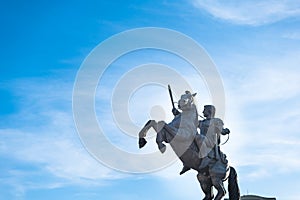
[138,86,240,200]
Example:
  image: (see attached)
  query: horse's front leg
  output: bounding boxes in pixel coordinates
[139,120,162,148]
[139,120,153,148]
[138,120,166,151]
[211,177,226,200]
[155,121,167,153]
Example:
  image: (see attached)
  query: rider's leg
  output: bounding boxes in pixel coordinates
[211,177,226,200]
[197,172,214,200]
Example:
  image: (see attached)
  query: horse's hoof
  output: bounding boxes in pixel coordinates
[202,195,214,200]
[139,138,147,148]
[158,143,166,153]
[179,166,191,175]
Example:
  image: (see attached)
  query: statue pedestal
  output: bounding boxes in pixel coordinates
[236,195,276,200]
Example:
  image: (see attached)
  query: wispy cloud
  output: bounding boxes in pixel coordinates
[282,31,300,40]
[0,76,127,197]
[1,129,119,181]
[191,0,300,26]
[219,49,300,182]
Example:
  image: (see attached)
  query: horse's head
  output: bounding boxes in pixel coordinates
[178,91,197,111]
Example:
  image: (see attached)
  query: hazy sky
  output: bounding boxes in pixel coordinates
[1,1,300,199]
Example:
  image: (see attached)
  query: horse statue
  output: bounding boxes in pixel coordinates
[138,90,240,200]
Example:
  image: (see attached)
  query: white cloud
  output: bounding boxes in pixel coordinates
[282,31,300,40]
[235,67,300,103]
[192,0,300,25]
[0,114,126,188]
[0,77,129,197]
[218,49,300,182]
[0,128,119,182]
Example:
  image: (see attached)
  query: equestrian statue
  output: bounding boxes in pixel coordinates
[138,85,240,200]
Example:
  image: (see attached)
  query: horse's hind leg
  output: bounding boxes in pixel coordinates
[211,177,226,200]
[197,173,214,200]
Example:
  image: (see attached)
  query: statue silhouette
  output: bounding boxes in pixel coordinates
[138,88,240,200]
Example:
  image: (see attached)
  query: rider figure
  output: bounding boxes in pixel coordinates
[198,105,229,165]
[178,105,229,175]
[197,105,230,200]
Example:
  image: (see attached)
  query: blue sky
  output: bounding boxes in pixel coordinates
[1,0,300,199]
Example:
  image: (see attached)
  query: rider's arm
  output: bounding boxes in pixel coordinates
[172,108,181,116]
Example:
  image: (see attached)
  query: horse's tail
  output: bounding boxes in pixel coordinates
[228,166,240,200]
